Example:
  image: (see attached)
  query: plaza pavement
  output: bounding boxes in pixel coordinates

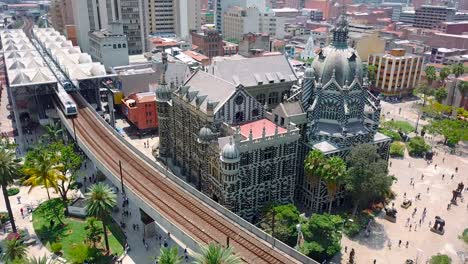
[334,100,468,264]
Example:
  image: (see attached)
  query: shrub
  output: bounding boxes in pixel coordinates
[429,254,451,264]
[407,136,430,157]
[51,242,63,254]
[390,142,405,157]
[6,187,20,196]
[460,228,468,244]
[0,212,10,224]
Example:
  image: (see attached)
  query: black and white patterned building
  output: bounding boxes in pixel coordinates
[272,10,391,213]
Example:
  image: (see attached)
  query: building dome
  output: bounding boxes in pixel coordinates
[221,138,240,162]
[155,74,171,102]
[198,126,213,143]
[311,10,362,87]
[311,47,362,87]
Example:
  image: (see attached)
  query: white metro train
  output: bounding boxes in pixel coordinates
[55,83,77,116]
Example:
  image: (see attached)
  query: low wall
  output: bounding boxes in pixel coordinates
[59,96,318,264]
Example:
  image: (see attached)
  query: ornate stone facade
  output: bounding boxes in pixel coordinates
[156,70,299,221]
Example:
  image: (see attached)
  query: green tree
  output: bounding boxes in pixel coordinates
[0,138,21,233]
[304,150,325,179]
[429,254,451,264]
[457,81,468,107]
[439,67,451,84]
[389,142,405,157]
[22,151,66,200]
[0,238,27,263]
[460,228,468,244]
[85,183,117,254]
[322,156,347,214]
[300,213,343,262]
[260,204,300,246]
[421,100,452,118]
[345,144,394,215]
[51,142,83,203]
[414,84,433,106]
[425,65,437,85]
[26,255,50,264]
[157,246,183,264]
[42,122,63,143]
[452,63,465,78]
[407,136,430,157]
[85,217,103,248]
[426,119,468,146]
[194,243,242,264]
[367,65,377,85]
[434,88,448,103]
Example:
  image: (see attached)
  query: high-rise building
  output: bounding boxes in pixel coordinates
[148,0,176,35]
[414,5,456,29]
[71,0,148,55]
[88,22,130,69]
[50,0,74,34]
[214,0,266,33]
[368,49,424,97]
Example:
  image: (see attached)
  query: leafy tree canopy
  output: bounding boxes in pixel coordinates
[345,144,394,215]
[407,136,430,157]
[426,119,468,147]
[300,213,343,262]
[429,254,452,264]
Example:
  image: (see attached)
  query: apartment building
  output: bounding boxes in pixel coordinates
[148,0,175,35]
[368,49,424,97]
[414,5,456,29]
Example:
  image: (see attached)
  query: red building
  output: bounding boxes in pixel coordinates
[191,30,224,58]
[121,92,158,130]
[434,21,468,35]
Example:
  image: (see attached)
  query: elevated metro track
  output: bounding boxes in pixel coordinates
[59,93,314,264]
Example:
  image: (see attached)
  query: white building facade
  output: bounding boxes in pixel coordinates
[88,22,130,69]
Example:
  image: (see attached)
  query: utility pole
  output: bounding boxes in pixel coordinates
[119,160,125,193]
[271,209,276,239]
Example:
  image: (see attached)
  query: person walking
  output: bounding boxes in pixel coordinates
[398,240,402,247]
[20,208,24,218]
[406,241,409,248]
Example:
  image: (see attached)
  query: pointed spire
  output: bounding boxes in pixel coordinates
[331,69,336,80]
[332,4,349,48]
[249,127,253,141]
[262,125,266,138]
[161,72,167,85]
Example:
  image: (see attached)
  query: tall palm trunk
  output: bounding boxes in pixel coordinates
[328,199,333,214]
[45,184,51,200]
[2,184,17,233]
[102,220,110,254]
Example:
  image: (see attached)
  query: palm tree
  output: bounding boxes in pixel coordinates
[452,63,465,78]
[85,183,117,254]
[194,243,242,264]
[0,238,27,263]
[26,255,52,264]
[425,66,437,86]
[42,122,63,143]
[0,140,21,233]
[321,156,348,214]
[157,246,183,264]
[304,150,325,180]
[22,152,65,200]
[458,81,468,108]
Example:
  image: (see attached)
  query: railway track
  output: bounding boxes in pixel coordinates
[69,94,298,264]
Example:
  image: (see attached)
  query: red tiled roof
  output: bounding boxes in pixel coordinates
[239,119,287,140]
[183,50,209,62]
[312,27,328,33]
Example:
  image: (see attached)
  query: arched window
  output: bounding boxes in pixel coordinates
[235,111,244,123]
[268,92,279,105]
[123,43,126,48]
[256,94,266,105]
[118,44,122,48]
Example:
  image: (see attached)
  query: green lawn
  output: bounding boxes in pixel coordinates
[32,199,124,263]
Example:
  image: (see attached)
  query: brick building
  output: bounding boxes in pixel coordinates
[434,21,468,35]
[191,30,224,58]
[122,92,158,130]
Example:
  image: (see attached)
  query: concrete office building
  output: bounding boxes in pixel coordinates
[368,49,424,97]
[427,48,468,65]
[88,22,130,69]
[71,0,148,55]
[214,0,266,32]
[148,0,176,35]
[414,5,456,29]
